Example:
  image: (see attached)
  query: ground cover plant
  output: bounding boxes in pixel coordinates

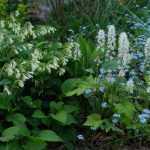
[0,0,150,150]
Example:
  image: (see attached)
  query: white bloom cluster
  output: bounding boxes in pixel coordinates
[144,38,150,68]
[96,29,105,49]
[106,25,116,59]
[118,32,130,68]
[107,25,116,51]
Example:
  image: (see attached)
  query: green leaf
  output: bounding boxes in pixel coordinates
[0,125,30,142]
[0,126,19,142]
[62,76,98,96]
[0,93,12,110]
[49,101,64,112]
[115,101,136,124]
[61,78,83,96]
[64,105,79,113]
[0,79,10,86]
[7,113,26,125]
[32,110,47,119]
[23,140,47,150]
[0,142,21,150]
[51,110,76,125]
[37,130,63,142]
[84,113,102,129]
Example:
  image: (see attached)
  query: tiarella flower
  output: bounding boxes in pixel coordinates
[144,38,150,67]
[118,32,130,67]
[107,25,116,51]
[96,29,105,49]
[101,101,108,108]
[77,134,85,140]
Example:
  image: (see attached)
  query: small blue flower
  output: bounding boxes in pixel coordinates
[112,113,120,124]
[101,102,108,108]
[77,134,85,140]
[99,86,105,93]
[139,114,147,124]
[84,89,93,97]
[132,53,139,60]
[143,109,150,115]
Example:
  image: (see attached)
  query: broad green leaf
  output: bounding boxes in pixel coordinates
[7,113,26,125]
[0,142,21,150]
[32,110,47,119]
[23,140,47,150]
[51,110,76,125]
[64,105,79,113]
[0,93,12,110]
[1,126,20,141]
[49,101,64,111]
[84,113,102,129]
[37,130,63,142]
[62,76,98,96]
[115,101,136,124]
[0,125,30,142]
[61,78,83,96]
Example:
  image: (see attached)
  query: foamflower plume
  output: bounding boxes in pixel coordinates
[118,32,130,67]
[96,29,105,49]
[144,38,150,68]
[107,25,116,51]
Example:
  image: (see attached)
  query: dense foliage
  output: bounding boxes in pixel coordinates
[0,1,150,149]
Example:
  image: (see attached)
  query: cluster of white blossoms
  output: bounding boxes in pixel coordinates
[106,25,116,60]
[96,25,116,60]
[107,25,116,51]
[96,29,105,49]
[96,25,150,94]
[118,32,130,68]
[96,25,130,65]
[144,38,150,69]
